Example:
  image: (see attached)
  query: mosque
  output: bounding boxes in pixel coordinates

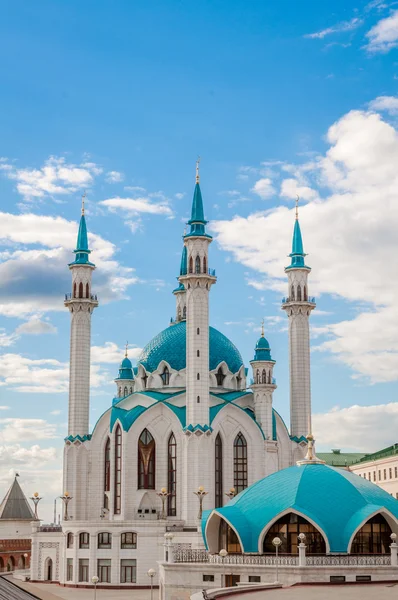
[31,164,386,590]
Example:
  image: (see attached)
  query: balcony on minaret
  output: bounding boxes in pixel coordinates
[281,295,316,307]
[64,291,99,308]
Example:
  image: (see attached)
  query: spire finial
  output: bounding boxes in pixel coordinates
[81,191,86,216]
[196,156,201,184]
[125,341,128,358]
[295,195,299,221]
[261,318,265,337]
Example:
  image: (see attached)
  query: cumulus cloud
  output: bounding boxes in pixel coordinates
[212,104,398,383]
[251,178,275,199]
[91,341,142,364]
[105,170,124,183]
[280,178,318,201]
[100,196,173,216]
[16,318,57,335]
[304,17,363,39]
[0,418,58,442]
[365,9,398,52]
[369,95,398,115]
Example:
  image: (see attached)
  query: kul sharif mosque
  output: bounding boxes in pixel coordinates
[28,164,398,589]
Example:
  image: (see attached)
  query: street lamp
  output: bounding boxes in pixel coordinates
[156,488,170,519]
[193,486,208,520]
[91,575,99,600]
[225,488,236,501]
[272,536,282,584]
[219,548,228,587]
[23,553,28,569]
[60,492,72,521]
[147,568,155,600]
[30,492,42,520]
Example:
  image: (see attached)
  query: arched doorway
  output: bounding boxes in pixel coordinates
[7,556,15,572]
[45,557,53,581]
[351,514,392,554]
[263,513,326,554]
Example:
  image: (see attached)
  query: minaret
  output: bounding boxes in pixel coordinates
[115,343,135,398]
[249,321,277,441]
[173,245,187,322]
[282,199,315,440]
[64,195,98,437]
[179,160,216,426]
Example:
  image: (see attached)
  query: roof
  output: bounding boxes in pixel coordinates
[352,443,398,465]
[286,218,309,270]
[0,477,36,520]
[137,321,244,374]
[317,450,367,467]
[70,213,94,266]
[179,245,187,276]
[251,335,274,362]
[116,356,134,380]
[185,182,211,238]
[202,463,398,553]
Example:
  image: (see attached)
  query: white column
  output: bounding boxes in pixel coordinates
[390,540,398,566]
[298,542,306,567]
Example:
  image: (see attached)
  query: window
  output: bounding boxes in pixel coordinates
[183,306,186,319]
[121,559,136,583]
[142,372,148,388]
[290,285,295,301]
[256,369,260,384]
[203,574,214,582]
[249,576,261,583]
[216,367,226,387]
[197,350,200,357]
[79,532,90,549]
[395,467,398,479]
[98,532,112,549]
[161,366,170,386]
[303,286,308,301]
[396,493,398,499]
[234,433,248,493]
[297,285,302,301]
[373,471,376,481]
[351,514,392,554]
[121,532,137,549]
[197,396,200,403]
[219,520,242,554]
[138,429,155,489]
[368,472,371,480]
[197,328,200,335]
[78,559,89,582]
[73,282,77,298]
[104,438,110,506]
[203,256,207,274]
[189,257,193,273]
[263,513,326,555]
[197,373,200,380]
[379,470,381,480]
[86,282,89,298]
[261,369,267,384]
[389,468,393,479]
[384,469,387,480]
[195,255,201,274]
[97,559,111,583]
[114,425,122,514]
[215,433,223,508]
[66,532,74,549]
[167,433,177,516]
[79,282,83,298]
[66,559,73,581]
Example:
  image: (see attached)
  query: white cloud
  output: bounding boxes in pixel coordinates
[50,410,61,415]
[369,95,398,115]
[0,443,57,464]
[105,170,124,183]
[365,9,398,52]
[280,178,318,201]
[100,197,173,216]
[314,403,398,452]
[91,342,142,364]
[251,178,275,199]
[0,418,58,442]
[0,156,102,201]
[304,17,363,39]
[0,329,18,347]
[0,354,69,393]
[16,318,57,335]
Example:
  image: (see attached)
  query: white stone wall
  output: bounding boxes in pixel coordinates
[350,455,398,498]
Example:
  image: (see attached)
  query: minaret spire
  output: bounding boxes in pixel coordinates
[125,341,128,358]
[196,156,200,183]
[81,191,86,216]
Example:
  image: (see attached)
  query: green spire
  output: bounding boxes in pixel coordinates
[185,159,211,238]
[180,245,187,276]
[286,198,309,270]
[70,194,94,266]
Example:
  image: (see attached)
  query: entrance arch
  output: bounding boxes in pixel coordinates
[45,557,53,581]
[262,512,326,554]
[351,514,392,554]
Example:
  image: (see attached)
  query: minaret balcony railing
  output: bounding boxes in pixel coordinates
[65,292,98,301]
[281,296,315,305]
[250,377,277,385]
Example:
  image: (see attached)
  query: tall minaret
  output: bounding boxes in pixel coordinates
[179,160,216,426]
[282,199,315,440]
[173,244,187,322]
[64,196,98,437]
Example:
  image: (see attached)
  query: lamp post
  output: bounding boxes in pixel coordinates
[225,488,236,501]
[219,548,228,587]
[193,486,208,520]
[60,492,72,521]
[91,575,99,600]
[30,492,42,519]
[147,568,155,600]
[156,488,170,519]
[272,536,282,584]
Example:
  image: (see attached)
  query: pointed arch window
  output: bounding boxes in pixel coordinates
[195,255,201,274]
[73,282,77,298]
[351,514,392,554]
[268,371,271,384]
[104,438,110,510]
[183,306,186,319]
[291,285,295,301]
[256,369,260,384]
[114,425,122,514]
[79,282,83,298]
[189,257,193,274]
[262,369,267,384]
[167,433,177,516]
[233,433,247,493]
[142,372,148,389]
[123,386,128,396]
[263,513,326,554]
[203,256,207,274]
[297,285,302,301]
[304,285,308,301]
[161,366,170,386]
[215,433,223,508]
[86,283,89,298]
[138,429,155,489]
[216,367,226,387]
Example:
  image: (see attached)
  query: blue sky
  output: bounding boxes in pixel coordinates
[0,0,398,518]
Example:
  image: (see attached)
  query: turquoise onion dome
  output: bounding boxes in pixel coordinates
[117,351,134,380]
[202,462,398,553]
[251,323,274,362]
[137,321,243,374]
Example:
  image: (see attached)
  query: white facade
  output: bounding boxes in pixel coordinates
[31,175,315,588]
[350,455,398,499]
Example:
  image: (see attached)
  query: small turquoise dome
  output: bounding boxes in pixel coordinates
[117,356,134,380]
[202,463,398,553]
[138,321,243,374]
[251,335,274,362]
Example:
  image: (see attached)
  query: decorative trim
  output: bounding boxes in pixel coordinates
[64,434,92,443]
[38,542,60,580]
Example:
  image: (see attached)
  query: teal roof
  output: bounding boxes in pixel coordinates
[70,213,94,266]
[286,219,309,270]
[251,335,274,362]
[202,463,398,553]
[138,321,244,374]
[117,356,134,380]
[180,245,188,276]
[185,183,211,238]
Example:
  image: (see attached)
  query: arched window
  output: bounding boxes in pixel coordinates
[123,386,128,396]
[104,438,110,510]
[79,532,90,549]
[45,557,53,580]
[177,307,181,320]
[189,256,193,274]
[98,532,112,549]
[114,425,122,514]
[304,285,308,301]
[197,350,200,357]
[351,514,392,554]
[66,532,74,549]
[183,306,186,319]
[256,369,260,384]
[79,282,83,298]
[195,255,201,274]
[161,366,170,386]
[118,386,122,397]
[86,283,89,298]
[142,372,148,389]
[197,373,200,380]
[233,433,247,493]
[138,429,155,489]
[215,433,223,508]
[73,282,77,298]
[197,328,200,335]
[203,256,207,274]
[297,285,302,301]
[268,371,271,384]
[263,513,326,555]
[262,369,267,384]
[219,520,242,554]
[216,367,225,387]
[197,396,200,403]
[130,386,133,394]
[6,556,15,572]
[291,285,295,301]
[236,373,241,389]
[167,433,177,516]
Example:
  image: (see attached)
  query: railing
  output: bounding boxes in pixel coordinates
[173,548,209,562]
[282,296,316,304]
[39,525,62,532]
[210,554,298,565]
[65,293,98,301]
[306,554,391,566]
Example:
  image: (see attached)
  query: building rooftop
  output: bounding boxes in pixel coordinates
[0,476,35,520]
[317,449,367,467]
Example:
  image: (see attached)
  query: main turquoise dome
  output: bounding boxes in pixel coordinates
[137,321,243,374]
